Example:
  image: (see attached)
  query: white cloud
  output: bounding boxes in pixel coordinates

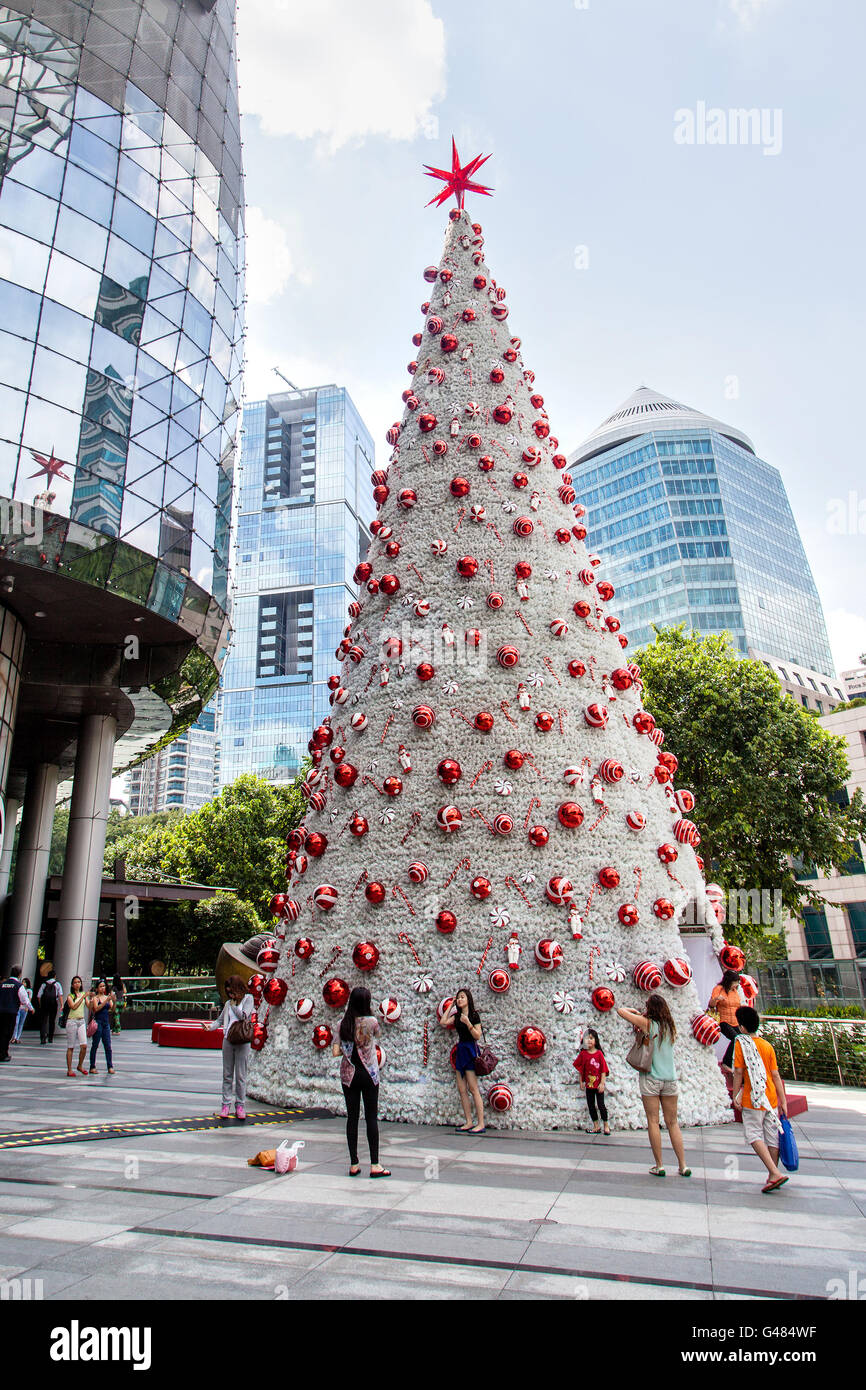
[827,609,866,676]
[726,0,780,29]
[244,207,294,305]
[237,0,446,150]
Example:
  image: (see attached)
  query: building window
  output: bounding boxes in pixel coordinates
[848,904,866,958]
[802,906,832,960]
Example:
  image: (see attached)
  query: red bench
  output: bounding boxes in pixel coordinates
[153,1021,223,1049]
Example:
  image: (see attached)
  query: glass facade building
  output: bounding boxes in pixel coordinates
[126,695,217,813]
[218,386,374,789]
[569,388,835,678]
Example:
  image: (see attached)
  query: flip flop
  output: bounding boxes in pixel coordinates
[470,1126,487,1134]
[678,1168,692,1177]
[370,1168,391,1178]
[762,1175,789,1193]
[348,1167,361,1177]
[649,1166,666,1177]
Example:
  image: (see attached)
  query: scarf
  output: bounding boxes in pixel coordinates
[738,1033,781,1128]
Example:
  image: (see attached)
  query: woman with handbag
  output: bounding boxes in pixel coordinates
[441,988,486,1134]
[617,994,691,1178]
[64,977,89,1077]
[331,986,390,1177]
[87,979,115,1075]
[208,974,254,1120]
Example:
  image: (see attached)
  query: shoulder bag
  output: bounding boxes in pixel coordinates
[473,1027,498,1077]
[226,1000,254,1045]
[626,1021,654,1073]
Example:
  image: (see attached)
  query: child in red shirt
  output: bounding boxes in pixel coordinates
[573,1028,610,1134]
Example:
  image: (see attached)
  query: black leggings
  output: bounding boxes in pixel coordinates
[586,1087,608,1123]
[342,1068,379,1166]
[719,1021,738,1068]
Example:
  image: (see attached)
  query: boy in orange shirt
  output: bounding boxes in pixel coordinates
[731,1006,790,1194]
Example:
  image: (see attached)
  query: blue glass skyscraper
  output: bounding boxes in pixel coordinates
[218,385,374,788]
[568,387,835,678]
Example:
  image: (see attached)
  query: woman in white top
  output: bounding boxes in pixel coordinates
[207,975,255,1121]
[12,978,33,1043]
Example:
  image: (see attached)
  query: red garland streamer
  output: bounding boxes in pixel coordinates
[476,935,494,976]
[442,856,472,889]
[397,930,422,966]
[500,700,519,728]
[400,810,423,844]
[504,874,532,905]
[392,883,416,917]
[523,795,542,829]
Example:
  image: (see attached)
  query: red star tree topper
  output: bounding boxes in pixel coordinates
[248,178,734,1131]
[423,138,493,210]
[29,447,73,482]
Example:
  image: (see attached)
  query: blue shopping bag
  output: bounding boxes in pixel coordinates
[778,1113,799,1172]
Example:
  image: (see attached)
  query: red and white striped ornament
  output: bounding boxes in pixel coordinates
[407,861,429,884]
[663,957,692,988]
[412,704,436,728]
[584,703,608,728]
[673,818,701,847]
[633,960,662,992]
[313,884,339,912]
[534,938,563,971]
[691,1012,721,1046]
[378,997,402,1023]
[437,996,455,1026]
[350,712,368,732]
[492,812,514,835]
[598,759,624,784]
[545,875,574,905]
[549,619,568,638]
[295,997,314,1021]
[437,805,463,832]
[487,968,511,994]
[487,1084,513,1113]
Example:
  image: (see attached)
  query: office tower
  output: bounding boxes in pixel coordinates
[126,698,218,814]
[218,385,374,787]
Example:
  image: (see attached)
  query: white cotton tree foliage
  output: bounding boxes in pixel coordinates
[248,209,732,1130]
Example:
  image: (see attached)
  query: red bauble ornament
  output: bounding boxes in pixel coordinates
[517,1025,546,1059]
[349,814,369,837]
[663,957,692,988]
[352,941,380,971]
[528,825,549,847]
[256,942,280,973]
[416,662,435,682]
[673,818,701,847]
[364,881,387,905]
[488,968,511,994]
[418,412,437,432]
[248,973,265,1004]
[313,884,339,912]
[657,843,678,864]
[584,703,608,728]
[546,876,574,905]
[653,897,676,921]
[568,659,586,678]
[503,749,524,770]
[610,667,633,691]
[497,645,520,668]
[512,516,533,537]
[269,893,288,918]
[512,472,529,489]
[437,805,463,832]
[597,866,620,889]
[474,710,495,732]
[591,986,615,1012]
[383,777,403,797]
[618,903,640,926]
[487,1083,513,1112]
[719,943,746,973]
[456,555,478,578]
[322,978,350,1008]
[534,938,563,971]
[294,937,315,960]
[380,573,400,596]
[312,1024,332,1049]
[478,454,495,472]
[397,488,417,509]
[470,876,492,899]
[691,1012,721,1047]
[633,960,662,991]
[535,711,554,732]
[411,703,436,727]
[436,909,457,935]
[305,832,327,857]
[557,801,584,828]
[250,1024,268,1052]
[263,977,288,1007]
[450,476,470,497]
[437,758,462,785]
[514,561,532,580]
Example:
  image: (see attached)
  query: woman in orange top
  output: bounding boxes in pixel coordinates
[708,970,745,1069]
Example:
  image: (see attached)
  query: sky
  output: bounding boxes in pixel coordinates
[233,0,866,677]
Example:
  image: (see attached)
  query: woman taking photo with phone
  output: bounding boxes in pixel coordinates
[87,978,115,1074]
[208,974,254,1120]
[440,988,485,1134]
[64,977,89,1077]
[617,993,691,1178]
[331,986,390,1177]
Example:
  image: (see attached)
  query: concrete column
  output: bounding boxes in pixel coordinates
[53,714,116,989]
[0,793,21,900]
[2,766,58,979]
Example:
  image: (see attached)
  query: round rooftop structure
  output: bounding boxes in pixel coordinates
[570,386,756,465]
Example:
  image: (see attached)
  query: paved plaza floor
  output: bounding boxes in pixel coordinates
[0,1032,863,1301]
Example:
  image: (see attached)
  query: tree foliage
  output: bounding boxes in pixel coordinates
[635,629,866,955]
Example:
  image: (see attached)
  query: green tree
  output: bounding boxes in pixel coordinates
[635,629,866,957]
[113,773,306,918]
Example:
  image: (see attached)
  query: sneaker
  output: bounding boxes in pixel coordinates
[235,1104,246,1122]
[220,1103,231,1119]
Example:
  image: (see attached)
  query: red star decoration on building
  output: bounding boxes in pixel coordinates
[423,138,493,210]
[29,447,73,483]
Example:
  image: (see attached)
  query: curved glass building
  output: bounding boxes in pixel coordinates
[569,387,835,680]
[0,0,243,987]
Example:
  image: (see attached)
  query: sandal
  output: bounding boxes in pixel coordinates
[370,1168,391,1178]
[349,1166,361,1177]
[678,1168,692,1177]
[649,1166,666,1177]
[77,1066,88,1075]
[66,1071,76,1078]
[762,1175,789,1193]
[108,1068,115,1074]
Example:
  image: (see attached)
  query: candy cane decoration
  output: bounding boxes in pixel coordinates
[364,663,379,693]
[407,562,425,587]
[523,795,542,830]
[349,869,370,901]
[666,865,689,897]
[442,856,472,889]
[379,713,395,745]
[489,439,511,458]
[470,759,493,789]
[586,805,609,834]
[362,774,383,794]
[470,806,494,832]
[565,570,573,594]
[397,930,422,966]
[516,610,533,636]
[582,883,599,926]
[485,557,496,586]
[522,754,548,782]
[318,945,342,979]
[392,883,416,917]
[463,364,473,387]
[588,944,601,982]
[504,874,532,905]
[400,810,422,844]
[421,446,431,465]
[633,867,643,900]
[423,1017,429,1068]
[588,655,597,683]
[486,522,503,545]
[542,655,562,686]
[453,508,466,534]
[557,707,567,735]
[450,706,477,731]
[476,936,494,977]
[500,700,518,728]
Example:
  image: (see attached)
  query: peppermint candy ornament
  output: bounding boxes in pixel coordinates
[549,619,568,638]
[552,989,575,1014]
[378,997,401,1023]
[605,961,626,984]
[350,712,368,733]
[412,975,433,994]
[431,538,448,555]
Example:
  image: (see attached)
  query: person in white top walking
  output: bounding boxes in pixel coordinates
[0,969,34,1061]
[12,977,34,1043]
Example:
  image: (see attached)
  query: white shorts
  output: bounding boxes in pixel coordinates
[639,1073,678,1098]
[66,1019,86,1047]
[742,1107,781,1147]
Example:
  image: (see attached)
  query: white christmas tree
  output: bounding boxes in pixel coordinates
[249,149,733,1130]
